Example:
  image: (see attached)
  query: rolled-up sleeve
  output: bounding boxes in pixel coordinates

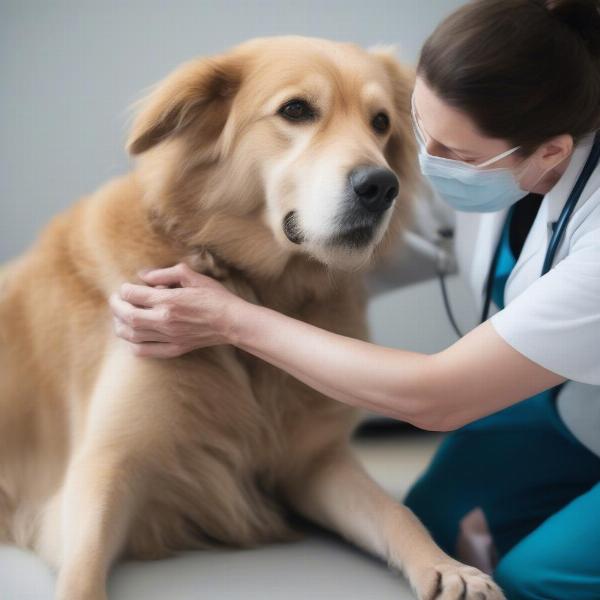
[491,225,600,385]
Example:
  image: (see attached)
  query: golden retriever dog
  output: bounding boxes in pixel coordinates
[0,36,503,600]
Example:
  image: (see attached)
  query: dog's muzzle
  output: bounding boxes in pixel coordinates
[329,165,399,248]
[282,166,398,249]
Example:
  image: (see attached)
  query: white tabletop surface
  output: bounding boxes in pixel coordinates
[0,433,442,600]
[0,529,415,600]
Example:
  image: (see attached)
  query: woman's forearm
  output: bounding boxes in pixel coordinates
[226,299,440,427]
[226,299,565,431]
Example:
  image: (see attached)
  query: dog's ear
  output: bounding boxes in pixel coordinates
[368,45,414,115]
[127,53,244,155]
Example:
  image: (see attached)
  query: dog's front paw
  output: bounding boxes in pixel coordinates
[411,561,505,600]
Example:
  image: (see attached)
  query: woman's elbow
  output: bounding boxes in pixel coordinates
[410,412,458,432]
[399,394,468,432]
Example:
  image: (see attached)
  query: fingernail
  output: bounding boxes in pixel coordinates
[137,268,152,277]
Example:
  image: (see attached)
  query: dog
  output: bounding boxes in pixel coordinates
[0,36,504,599]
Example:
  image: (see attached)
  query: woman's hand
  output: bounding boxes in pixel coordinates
[109,263,242,358]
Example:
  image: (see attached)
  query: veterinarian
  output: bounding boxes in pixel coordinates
[111,1,600,597]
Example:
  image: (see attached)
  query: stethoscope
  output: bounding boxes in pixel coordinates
[441,130,600,337]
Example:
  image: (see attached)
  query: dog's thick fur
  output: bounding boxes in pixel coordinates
[0,37,503,600]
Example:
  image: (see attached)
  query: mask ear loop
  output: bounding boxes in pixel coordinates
[513,144,573,198]
[411,93,522,168]
[474,144,522,168]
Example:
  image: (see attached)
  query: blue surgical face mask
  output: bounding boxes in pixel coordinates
[417,145,531,212]
[411,96,530,212]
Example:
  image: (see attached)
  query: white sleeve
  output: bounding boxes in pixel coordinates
[491,222,600,385]
[364,182,457,297]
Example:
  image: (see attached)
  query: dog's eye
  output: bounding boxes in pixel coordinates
[278,99,316,122]
[372,112,390,134]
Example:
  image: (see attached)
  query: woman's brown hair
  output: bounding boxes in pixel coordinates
[417,0,600,154]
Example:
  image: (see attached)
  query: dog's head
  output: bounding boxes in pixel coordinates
[129,36,418,274]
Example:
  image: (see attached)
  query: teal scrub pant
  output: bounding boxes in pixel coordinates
[404,391,600,600]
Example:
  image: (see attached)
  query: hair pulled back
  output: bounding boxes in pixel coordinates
[418,0,600,154]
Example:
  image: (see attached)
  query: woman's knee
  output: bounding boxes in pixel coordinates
[405,429,514,558]
[495,548,550,600]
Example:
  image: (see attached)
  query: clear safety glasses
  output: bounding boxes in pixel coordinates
[410,94,521,169]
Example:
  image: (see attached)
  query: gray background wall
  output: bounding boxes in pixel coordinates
[0,0,476,351]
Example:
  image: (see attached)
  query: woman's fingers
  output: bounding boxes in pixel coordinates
[119,282,172,308]
[138,263,201,288]
[109,293,165,328]
[112,318,169,344]
[108,265,234,356]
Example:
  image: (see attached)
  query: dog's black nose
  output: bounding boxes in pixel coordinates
[349,166,399,213]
